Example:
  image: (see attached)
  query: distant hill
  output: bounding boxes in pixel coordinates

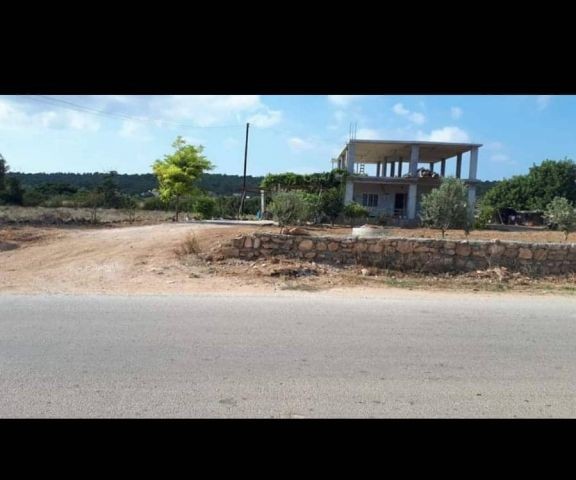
[9,172,265,196]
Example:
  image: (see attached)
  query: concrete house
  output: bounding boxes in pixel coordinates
[332,140,482,223]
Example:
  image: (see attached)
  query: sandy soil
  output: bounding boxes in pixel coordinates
[1,223,575,296]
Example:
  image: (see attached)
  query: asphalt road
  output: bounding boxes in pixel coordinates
[1,292,576,418]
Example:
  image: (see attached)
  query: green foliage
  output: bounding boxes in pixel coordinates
[343,202,369,224]
[475,203,497,229]
[482,159,576,210]
[9,172,265,197]
[544,197,576,240]
[419,177,470,237]
[268,191,310,226]
[194,196,216,220]
[0,154,8,191]
[0,177,24,205]
[97,171,123,209]
[141,196,167,210]
[152,136,214,221]
[214,195,260,218]
[260,169,347,193]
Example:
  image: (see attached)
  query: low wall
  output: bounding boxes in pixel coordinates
[221,233,576,275]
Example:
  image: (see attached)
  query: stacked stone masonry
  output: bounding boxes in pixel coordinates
[224,233,576,275]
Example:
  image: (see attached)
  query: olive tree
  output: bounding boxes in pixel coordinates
[419,177,470,238]
[544,196,576,241]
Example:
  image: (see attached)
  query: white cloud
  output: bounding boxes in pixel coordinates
[408,112,426,125]
[393,103,410,115]
[392,102,426,124]
[288,137,314,152]
[0,98,100,132]
[451,107,463,119]
[417,126,470,143]
[537,95,552,110]
[355,128,382,140]
[327,95,366,107]
[247,109,282,127]
[152,95,281,128]
[118,119,153,140]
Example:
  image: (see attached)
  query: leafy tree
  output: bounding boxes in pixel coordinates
[0,177,24,205]
[482,159,576,211]
[419,177,470,238]
[152,137,214,221]
[268,191,310,226]
[343,202,369,225]
[544,197,576,240]
[98,171,123,208]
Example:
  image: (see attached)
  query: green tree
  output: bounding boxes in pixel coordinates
[419,177,470,238]
[269,191,310,227]
[98,171,122,208]
[544,197,576,241]
[152,137,214,221]
[0,177,24,205]
[482,159,576,211]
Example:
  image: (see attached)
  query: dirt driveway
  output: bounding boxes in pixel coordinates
[0,223,266,295]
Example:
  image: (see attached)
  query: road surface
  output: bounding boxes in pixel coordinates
[1,292,576,417]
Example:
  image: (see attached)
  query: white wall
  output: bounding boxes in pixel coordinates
[352,183,409,215]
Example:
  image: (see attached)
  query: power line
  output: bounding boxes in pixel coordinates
[18,95,245,130]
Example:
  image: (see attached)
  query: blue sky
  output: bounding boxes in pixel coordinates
[0,95,572,181]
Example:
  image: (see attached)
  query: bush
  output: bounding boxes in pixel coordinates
[419,177,470,237]
[268,191,310,226]
[544,196,576,240]
[343,202,369,225]
[194,196,216,219]
[475,203,497,229]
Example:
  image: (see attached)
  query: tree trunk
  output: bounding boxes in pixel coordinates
[175,195,180,222]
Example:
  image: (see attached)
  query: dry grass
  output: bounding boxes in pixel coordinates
[0,206,171,225]
[174,233,202,258]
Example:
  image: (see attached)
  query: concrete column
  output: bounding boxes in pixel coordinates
[469,147,478,180]
[346,142,355,174]
[467,184,477,220]
[260,190,266,216]
[398,157,403,177]
[344,180,354,204]
[456,154,462,179]
[390,162,396,177]
[407,183,418,220]
[441,159,446,176]
[409,145,419,176]
[383,159,388,177]
[429,162,434,172]
[376,162,381,177]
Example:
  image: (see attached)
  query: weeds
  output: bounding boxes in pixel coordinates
[174,233,201,258]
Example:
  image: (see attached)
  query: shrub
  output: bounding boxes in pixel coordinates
[544,196,576,240]
[268,191,310,226]
[194,196,216,220]
[343,202,369,225]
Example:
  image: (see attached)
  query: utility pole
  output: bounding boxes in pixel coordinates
[238,122,250,219]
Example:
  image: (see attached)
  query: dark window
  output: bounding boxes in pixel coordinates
[362,193,378,207]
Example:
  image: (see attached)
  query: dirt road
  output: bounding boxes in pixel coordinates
[0,223,263,294]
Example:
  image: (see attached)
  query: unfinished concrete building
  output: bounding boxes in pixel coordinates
[332,140,482,223]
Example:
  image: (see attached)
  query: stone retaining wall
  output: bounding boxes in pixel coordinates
[221,233,576,275]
